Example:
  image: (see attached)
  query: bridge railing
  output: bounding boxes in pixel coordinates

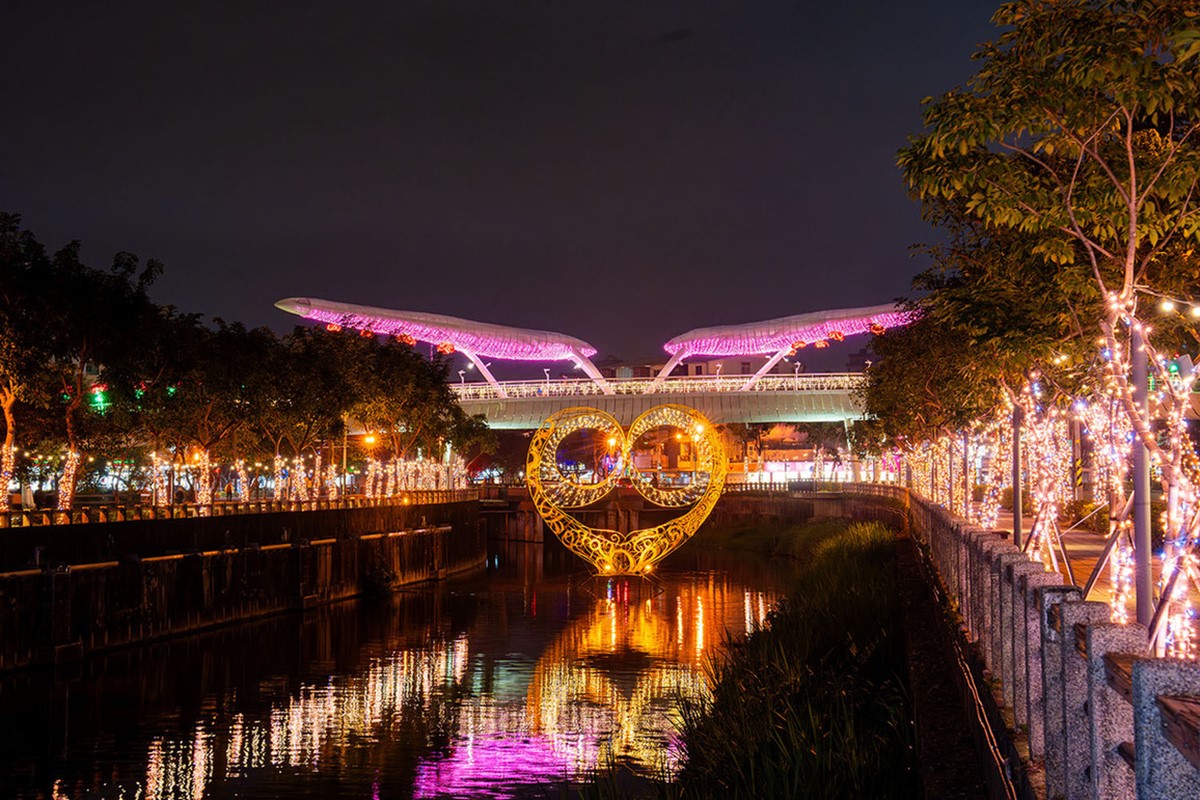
[451,373,865,401]
[0,490,479,528]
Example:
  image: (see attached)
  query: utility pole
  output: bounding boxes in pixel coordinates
[948,437,955,510]
[963,431,970,518]
[1012,406,1023,548]
[1132,326,1153,626]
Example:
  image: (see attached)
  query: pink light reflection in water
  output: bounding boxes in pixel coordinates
[413,733,595,799]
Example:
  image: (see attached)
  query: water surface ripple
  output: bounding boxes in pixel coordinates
[1,540,792,799]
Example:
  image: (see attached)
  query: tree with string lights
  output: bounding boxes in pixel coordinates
[899,0,1200,452]
[897,0,1200,648]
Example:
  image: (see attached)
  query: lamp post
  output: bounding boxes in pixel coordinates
[362,433,378,498]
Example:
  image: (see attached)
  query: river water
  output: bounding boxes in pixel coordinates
[0,539,794,799]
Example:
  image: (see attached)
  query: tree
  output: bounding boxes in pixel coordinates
[862,310,998,449]
[898,0,1200,482]
[861,210,1108,449]
[352,340,466,459]
[0,214,54,509]
[253,327,363,459]
[39,246,161,508]
[0,215,163,509]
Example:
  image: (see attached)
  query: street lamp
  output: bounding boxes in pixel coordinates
[689,434,698,484]
[458,369,466,385]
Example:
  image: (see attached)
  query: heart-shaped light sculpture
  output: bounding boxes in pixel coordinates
[526,404,727,575]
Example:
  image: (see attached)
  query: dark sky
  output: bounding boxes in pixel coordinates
[1,1,998,364]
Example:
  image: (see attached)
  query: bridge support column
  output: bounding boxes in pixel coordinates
[460,350,508,399]
[569,348,615,395]
[738,345,791,391]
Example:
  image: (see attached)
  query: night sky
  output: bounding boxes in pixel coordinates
[1,1,998,366]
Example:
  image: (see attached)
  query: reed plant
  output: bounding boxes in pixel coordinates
[675,519,917,798]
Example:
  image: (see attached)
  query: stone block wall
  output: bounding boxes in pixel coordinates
[835,484,1200,800]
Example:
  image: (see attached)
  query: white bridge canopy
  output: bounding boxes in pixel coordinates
[656,303,909,390]
[275,297,912,399]
[275,297,612,397]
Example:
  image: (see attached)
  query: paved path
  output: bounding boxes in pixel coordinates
[993,510,1199,610]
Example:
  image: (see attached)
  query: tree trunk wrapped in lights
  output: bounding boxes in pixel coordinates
[272,456,286,502]
[383,457,396,497]
[324,463,339,499]
[892,0,1200,657]
[1076,388,1135,623]
[0,445,12,513]
[976,420,1009,531]
[150,452,169,506]
[310,452,322,500]
[56,451,81,512]
[364,458,381,499]
[1016,382,1073,576]
[235,459,251,503]
[194,451,213,508]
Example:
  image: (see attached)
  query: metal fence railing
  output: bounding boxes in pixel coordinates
[1,489,480,528]
[451,373,866,401]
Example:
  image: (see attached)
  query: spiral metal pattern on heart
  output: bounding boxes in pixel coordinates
[525,404,727,575]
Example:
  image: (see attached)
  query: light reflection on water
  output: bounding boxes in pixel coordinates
[2,541,791,799]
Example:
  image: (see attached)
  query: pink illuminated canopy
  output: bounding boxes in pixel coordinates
[662,303,910,358]
[275,297,599,361]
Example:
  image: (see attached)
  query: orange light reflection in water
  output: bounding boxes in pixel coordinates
[29,569,781,799]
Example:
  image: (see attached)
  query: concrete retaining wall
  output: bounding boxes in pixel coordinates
[0,501,484,672]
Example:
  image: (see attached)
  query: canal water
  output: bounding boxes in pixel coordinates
[0,538,795,799]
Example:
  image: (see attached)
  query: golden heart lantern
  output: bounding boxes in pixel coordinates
[525,404,726,575]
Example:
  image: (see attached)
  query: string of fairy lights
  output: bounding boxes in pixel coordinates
[903,295,1200,660]
[1,448,469,512]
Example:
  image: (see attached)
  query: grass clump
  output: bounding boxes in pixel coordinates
[691,517,856,560]
[674,519,917,799]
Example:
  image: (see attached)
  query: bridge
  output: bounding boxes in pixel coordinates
[450,373,866,428]
[275,296,901,429]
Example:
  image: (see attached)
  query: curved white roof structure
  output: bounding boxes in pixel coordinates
[275,297,610,396]
[275,297,912,396]
[655,303,910,389]
[663,303,908,358]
